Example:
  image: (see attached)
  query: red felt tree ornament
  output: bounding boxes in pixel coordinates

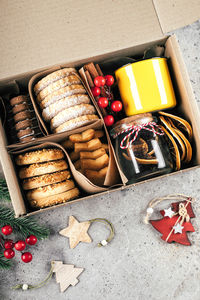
[144,194,195,246]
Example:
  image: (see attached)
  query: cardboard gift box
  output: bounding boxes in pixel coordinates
[0,0,200,217]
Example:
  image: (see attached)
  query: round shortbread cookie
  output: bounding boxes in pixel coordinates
[19,160,68,179]
[42,94,90,121]
[40,85,86,109]
[14,110,32,122]
[26,179,75,200]
[22,170,71,190]
[19,135,35,143]
[34,68,77,95]
[17,128,34,139]
[29,187,79,208]
[50,104,96,130]
[37,75,81,102]
[54,114,99,133]
[16,149,64,165]
[12,102,29,115]
[15,119,33,131]
[10,95,28,106]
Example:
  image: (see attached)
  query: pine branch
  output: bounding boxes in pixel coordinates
[0,206,50,240]
[0,253,12,269]
[0,179,10,202]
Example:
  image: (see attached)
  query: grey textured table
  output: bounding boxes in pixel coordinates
[0,20,200,300]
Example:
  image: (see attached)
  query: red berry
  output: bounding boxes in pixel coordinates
[94,76,106,87]
[4,249,15,259]
[15,240,26,251]
[91,86,101,97]
[98,97,109,108]
[104,75,114,86]
[26,235,37,246]
[21,252,32,263]
[1,225,13,236]
[4,239,14,249]
[104,115,114,126]
[111,100,123,112]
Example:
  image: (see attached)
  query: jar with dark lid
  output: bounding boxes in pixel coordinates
[110,113,173,184]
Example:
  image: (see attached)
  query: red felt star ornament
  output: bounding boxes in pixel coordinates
[150,201,195,246]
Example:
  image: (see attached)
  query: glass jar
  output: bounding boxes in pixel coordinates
[110,113,173,184]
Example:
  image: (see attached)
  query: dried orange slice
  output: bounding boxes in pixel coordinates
[172,128,192,163]
[159,111,192,140]
[159,125,181,171]
[159,116,186,162]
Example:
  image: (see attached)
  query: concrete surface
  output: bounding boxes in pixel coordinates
[0,20,200,300]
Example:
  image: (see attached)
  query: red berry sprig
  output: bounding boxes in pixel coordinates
[4,239,14,249]
[26,235,37,245]
[111,101,123,112]
[91,86,101,97]
[4,249,15,259]
[94,76,106,87]
[2,225,13,235]
[98,97,109,108]
[104,115,115,127]
[91,74,123,127]
[0,224,37,264]
[15,240,26,251]
[104,75,115,86]
[21,252,32,263]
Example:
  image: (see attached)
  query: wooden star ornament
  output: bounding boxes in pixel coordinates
[59,216,92,248]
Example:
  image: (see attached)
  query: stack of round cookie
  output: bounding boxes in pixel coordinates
[9,95,41,143]
[34,68,99,133]
[16,148,79,208]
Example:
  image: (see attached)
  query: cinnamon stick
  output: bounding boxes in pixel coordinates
[84,63,99,79]
[95,64,104,76]
[85,70,94,88]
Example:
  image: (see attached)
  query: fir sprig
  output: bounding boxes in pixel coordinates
[0,178,10,202]
[0,253,12,269]
[0,206,50,240]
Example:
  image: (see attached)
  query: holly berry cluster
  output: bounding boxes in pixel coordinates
[91,75,123,127]
[1,224,37,263]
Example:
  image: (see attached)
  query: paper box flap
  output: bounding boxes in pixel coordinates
[0,0,163,79]
[153,0,200,33]
[0,0,199,80]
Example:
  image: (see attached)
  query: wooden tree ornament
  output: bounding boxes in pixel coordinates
[52,261,84,292]
[12,260,84,293]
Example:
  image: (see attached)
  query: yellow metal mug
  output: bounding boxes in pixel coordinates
[115,58,176,116]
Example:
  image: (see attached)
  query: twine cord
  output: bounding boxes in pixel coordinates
[112,121,164,149]
[11,265,54,291]
[89,218,115,247]
[165,199,191,242]
[144,194,193,224]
